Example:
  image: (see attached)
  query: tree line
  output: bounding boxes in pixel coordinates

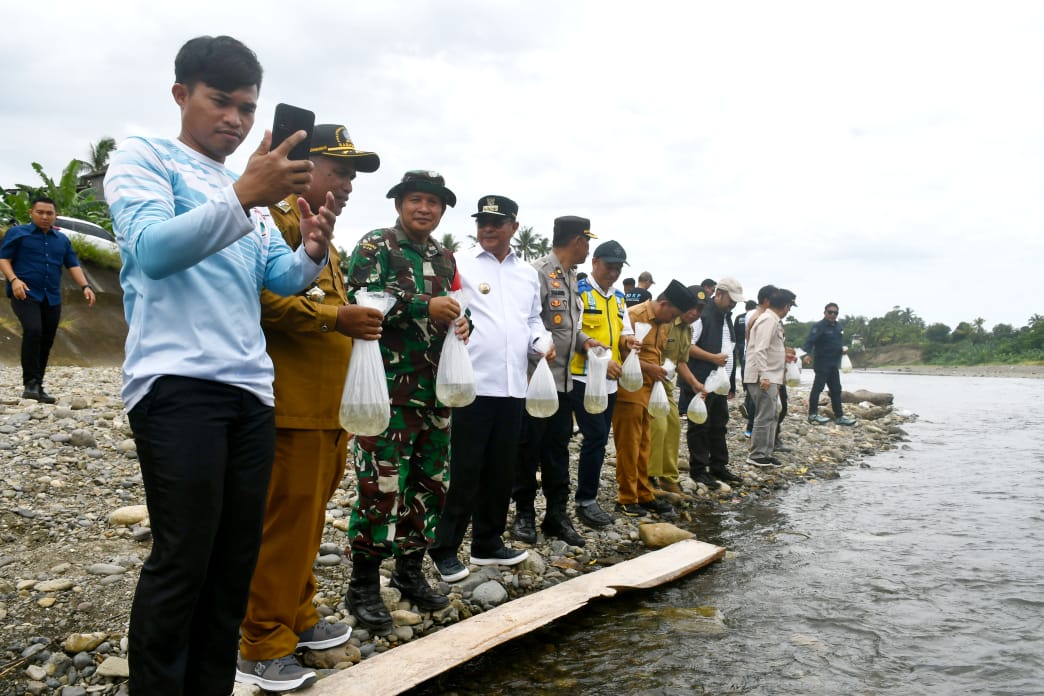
[784,306,1044,365]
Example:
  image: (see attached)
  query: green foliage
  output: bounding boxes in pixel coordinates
[2,158,112,230]
[68,237,122,271]
[439,233,460,252]
[925,322,951,343]
[82,137,116,175]
[511,226,549,261]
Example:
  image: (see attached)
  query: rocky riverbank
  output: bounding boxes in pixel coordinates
[0,366,912,695]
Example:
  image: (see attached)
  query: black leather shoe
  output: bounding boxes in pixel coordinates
[21,380,41,401]
[639,497,676,518]
[36,386,56,404]
[510,512,537,544]
[541,515,586,547]
[576,501,613,528]
[709,465,742,484]
[692,467,721,489]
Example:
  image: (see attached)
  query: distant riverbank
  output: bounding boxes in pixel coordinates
[863,364,1044,379]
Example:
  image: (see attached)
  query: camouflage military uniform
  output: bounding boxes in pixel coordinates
[344,223,458,560]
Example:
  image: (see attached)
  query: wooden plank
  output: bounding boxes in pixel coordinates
[311,539,725,696]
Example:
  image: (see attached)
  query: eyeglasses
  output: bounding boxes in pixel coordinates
[825,310,838,315]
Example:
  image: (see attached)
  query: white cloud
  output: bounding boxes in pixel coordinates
[3,0,1042,327]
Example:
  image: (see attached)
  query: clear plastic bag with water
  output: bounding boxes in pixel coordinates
[526,333,559,418]
[706,367,730,395]
[583,347,610,414]
[785,359,802,387]
[841,354,853,373]
[686,394,708,423]
[338,291,397,436]
[648,380,670,419]
[435,290,476,407]
[618,322,652,392]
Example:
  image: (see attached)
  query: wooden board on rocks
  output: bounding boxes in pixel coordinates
[311,539,725,696]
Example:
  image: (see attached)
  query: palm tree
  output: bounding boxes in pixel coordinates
[512,226,549,261]
[81,137,117,175]
[439,233,460,252]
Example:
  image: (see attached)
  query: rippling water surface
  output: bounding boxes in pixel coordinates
[415,373,1044,695]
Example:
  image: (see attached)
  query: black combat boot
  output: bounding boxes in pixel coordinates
[346,557,392,633]
[511,506,537,544]
[389,551,448,611]
[541,504,586,547]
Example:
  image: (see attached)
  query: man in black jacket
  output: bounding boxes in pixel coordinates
[679,276,745,487]
[802,302,856,426]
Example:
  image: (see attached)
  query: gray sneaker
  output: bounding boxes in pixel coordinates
[297,620,351,650]
[235,654,317,692]
[836,415,857,426]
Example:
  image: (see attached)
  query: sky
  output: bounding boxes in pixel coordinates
[3,0,1043,329]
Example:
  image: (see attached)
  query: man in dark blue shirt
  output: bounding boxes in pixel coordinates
[802,302,855,426]
[0,197,96,402]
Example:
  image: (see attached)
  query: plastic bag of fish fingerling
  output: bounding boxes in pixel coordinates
[648,380,671,419]
[687,393,708,423]
[785,359,802,387]
[619,322,653,392]
[526,358,559,418]
[435,290,476,407]
[583,347,610,414]
[339,291,396,436]
[841,354,853,373]
[706,367,730,395]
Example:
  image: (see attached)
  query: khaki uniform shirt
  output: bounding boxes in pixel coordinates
[617,300,670,406]
[531,252,588,393]
[261,195,352,430]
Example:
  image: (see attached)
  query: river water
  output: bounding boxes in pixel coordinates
[416,372,1044,695]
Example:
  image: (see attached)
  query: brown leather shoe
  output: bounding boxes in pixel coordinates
[658,479,685,495]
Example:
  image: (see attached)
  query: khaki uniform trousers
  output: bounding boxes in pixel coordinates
[612,400,655,505]
[648,385,681,483]
[240,428,348,660]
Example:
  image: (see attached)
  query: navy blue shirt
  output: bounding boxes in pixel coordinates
[0,223,80,304]
[802,318,845,370]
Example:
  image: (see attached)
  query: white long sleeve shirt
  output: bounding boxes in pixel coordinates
[455,245,544,398]
[104,136,324,410]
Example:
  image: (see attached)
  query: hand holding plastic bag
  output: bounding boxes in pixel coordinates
[435,290,476,407]
[583,347,610,414]
[648,380,670,418]
[840,354,853,373]
[526,333,559,418]
[619,322,652,392]
[686,394,708,423]
[339,291,397,435]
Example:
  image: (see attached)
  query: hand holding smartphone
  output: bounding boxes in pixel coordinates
[271,103,315,160]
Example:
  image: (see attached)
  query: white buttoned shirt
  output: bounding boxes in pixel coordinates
[456,245,545,398]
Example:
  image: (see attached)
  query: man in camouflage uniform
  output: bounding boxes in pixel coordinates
[343,170,465,632]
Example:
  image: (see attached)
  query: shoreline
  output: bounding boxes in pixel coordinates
[0,366,912,695]
[860,364,1044,379]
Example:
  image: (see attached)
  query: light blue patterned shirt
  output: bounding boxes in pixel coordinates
[104,136,323,410]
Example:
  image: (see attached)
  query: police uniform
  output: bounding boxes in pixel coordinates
[513,216,593,543]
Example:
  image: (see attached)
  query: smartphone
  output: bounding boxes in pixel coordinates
[271,103,315,160]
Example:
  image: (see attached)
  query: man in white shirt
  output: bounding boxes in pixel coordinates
[428,195,546,582]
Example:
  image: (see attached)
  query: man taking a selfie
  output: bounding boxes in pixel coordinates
[104,35,332,696]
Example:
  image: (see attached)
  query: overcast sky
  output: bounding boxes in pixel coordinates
[4,1,1042,329]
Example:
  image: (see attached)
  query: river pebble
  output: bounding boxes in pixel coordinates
[0,365,910,694]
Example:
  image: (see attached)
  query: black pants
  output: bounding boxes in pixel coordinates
[568,382,616,504]
[11,296,61,386]
[127,376,275,696]
[809,367,844,418]
[431,396,524,559]
[514,392,572,511]
[682,390,730,471]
